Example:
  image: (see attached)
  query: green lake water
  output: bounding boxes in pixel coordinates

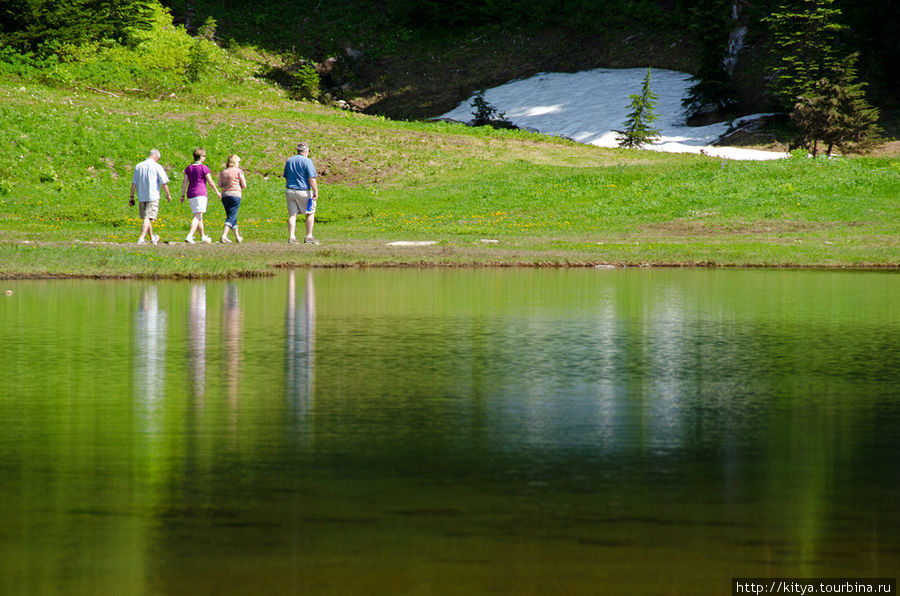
[1,269,898,595]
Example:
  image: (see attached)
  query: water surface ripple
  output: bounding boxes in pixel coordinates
[1,269,897,594]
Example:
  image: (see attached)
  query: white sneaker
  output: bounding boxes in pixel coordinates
[288,237,299,244]
[137,238,146,245]
[304,236,319,245]
[201,235,212,244]
[185,236,195,244]
[151,235,160,245]
[220,236,232,243]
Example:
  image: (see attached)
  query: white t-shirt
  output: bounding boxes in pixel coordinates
[132,158,169,202]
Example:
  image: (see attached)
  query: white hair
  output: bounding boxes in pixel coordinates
[149,149,161,158]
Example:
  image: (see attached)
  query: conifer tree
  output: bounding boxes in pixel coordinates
[682,0,738,117]
[766,0,881,154]
[792,53,881,156]
[0,0,153,54]
[617,68,661,149]
[766,0,845,110]
[470,91,501,126]
[470,90,513,128]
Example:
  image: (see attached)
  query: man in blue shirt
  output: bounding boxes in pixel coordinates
[130,149,171,244]
[283,142,320,245]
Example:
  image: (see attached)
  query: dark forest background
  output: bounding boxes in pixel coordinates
[3,0,899,125]
[162,0,900,122]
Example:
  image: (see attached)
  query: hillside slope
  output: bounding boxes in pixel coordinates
[162,0,900,128]
[1,74,898,275]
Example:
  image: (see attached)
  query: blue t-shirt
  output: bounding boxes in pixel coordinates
[283,154,317,190]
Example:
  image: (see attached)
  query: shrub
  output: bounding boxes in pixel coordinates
[197,16,217,42]
[290,62,321,101]
[185,17,218,83]
[186,39,216,83]
[11,3,200,91]
[131,3,192,72]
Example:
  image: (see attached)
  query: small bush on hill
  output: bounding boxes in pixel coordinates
[185,18,219,82]
[290,62,321,101]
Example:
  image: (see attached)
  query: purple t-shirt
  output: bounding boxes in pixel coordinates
[184,163,211,198]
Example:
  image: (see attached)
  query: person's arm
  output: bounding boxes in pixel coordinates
[309,177,318,199]
[206,172,221,198]
[130,183,136,206]
[159,166,171,201]
[181,173,188,203]
[240,171,247,189]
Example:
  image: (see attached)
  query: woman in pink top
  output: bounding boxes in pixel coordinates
[218,154,248,243]
[180,148,221,243]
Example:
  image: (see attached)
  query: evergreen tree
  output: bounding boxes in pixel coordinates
[682,0,738,116]
[470,91,501,126]
[0,0,153,54]
[792,52,881,156]
[765,0,846,110]
[470,91,513,128]
[617,68,661,149]
[766,0,881,154]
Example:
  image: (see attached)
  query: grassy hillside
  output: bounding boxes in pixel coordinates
[1,62,898,277]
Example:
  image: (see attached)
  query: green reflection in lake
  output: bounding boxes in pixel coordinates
[0,269,898,595]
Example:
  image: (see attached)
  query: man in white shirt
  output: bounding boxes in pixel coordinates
[130,149,172,244]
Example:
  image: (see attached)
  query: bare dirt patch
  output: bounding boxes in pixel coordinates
[642,219,861,237]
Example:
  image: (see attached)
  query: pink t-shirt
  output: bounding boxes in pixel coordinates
[184,163,211,198]
[219,167,247,197]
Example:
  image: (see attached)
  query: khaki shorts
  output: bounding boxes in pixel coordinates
[139,200,160,220]
[286,189,316,216]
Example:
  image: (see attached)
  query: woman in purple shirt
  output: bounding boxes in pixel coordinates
[180,148,221,244]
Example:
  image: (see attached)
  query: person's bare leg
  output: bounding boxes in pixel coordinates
[288,214,298,241]
[140,217,153,241]
[187,214,200,240]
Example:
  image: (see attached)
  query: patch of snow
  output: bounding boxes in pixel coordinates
[386,240,439,246]
[441,67,787,161]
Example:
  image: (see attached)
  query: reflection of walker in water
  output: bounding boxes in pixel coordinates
[187,284,207,400]
[134,285,167,424]
[286,270,315,428]
[223,283,241,412]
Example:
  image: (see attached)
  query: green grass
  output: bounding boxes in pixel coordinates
[1,72,898,277]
